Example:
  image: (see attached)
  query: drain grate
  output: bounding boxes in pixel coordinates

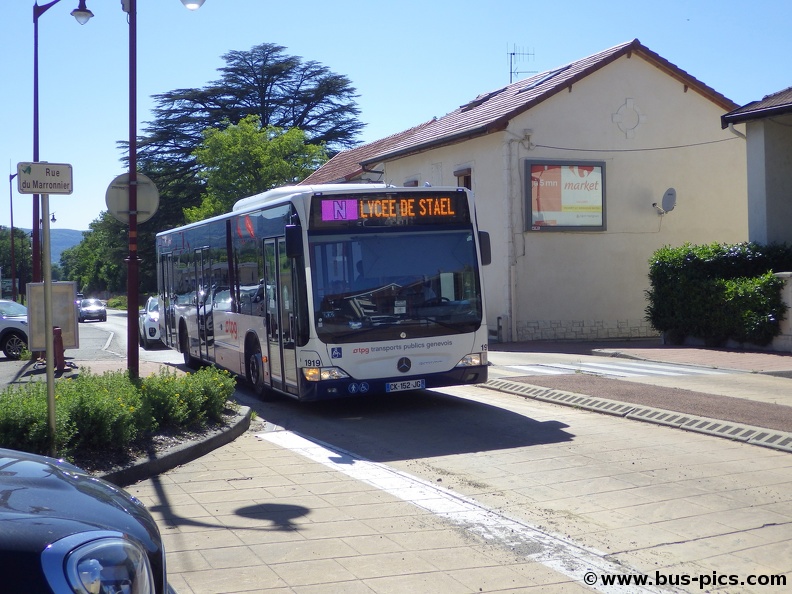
[484,379,792,454]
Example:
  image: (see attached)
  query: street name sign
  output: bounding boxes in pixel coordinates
[17,162,73,195]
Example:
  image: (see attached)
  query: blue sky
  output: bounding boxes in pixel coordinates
[1,0,788,232]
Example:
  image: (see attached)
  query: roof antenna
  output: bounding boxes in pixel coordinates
[508,44,537,83]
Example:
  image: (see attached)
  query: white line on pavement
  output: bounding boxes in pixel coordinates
[259,430,676,594]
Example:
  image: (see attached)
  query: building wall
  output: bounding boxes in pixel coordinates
[746,116,792,244]
[383,53,748,342]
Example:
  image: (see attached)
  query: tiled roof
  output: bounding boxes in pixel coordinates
[299,121,435,185]
[358,39,736,165]
[306,39,736,180]
[721,86,792,127]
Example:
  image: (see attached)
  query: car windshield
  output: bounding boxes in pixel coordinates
[81,299,103,307]
[0,301,27,317]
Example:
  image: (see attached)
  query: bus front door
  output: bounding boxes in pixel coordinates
[263,238,298,395]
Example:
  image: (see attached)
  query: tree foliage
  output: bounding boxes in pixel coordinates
[60,213,127,295]
[133,42,362,223]
[185,116,327,221]
[0,227,31,298]
[63,43,361,295]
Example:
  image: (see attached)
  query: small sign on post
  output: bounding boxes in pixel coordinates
[17,160,73,457]
[17,162,73,195]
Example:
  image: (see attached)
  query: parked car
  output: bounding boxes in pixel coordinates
[0,299,28,359]
[138,296,162,349]
[0,447,169,593]
[78,298,107,323]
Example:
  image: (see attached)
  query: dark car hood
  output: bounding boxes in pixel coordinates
[0,449,160,554]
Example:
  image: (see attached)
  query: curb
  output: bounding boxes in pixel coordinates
[484,379,792,454]
[99,405,252,488]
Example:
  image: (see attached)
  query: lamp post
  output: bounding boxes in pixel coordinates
[126,0,140,379]
[93,0,205,379]
[32,0,204,378]
[32,1,91,287]
[123,0,207,379]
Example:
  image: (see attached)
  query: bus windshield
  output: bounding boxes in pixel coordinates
[309,228,483,343]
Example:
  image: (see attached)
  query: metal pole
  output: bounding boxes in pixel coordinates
[41,192,56,456]
[8,173,17,301]
[126,0,139,379]
[32,1,61,285]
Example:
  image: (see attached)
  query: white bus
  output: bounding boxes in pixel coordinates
[156,184,491,401]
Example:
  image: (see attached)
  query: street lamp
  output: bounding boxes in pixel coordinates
[32,0,205,378]
[32,1,88,286]
[84,0,205,379]
[70,0,93,24]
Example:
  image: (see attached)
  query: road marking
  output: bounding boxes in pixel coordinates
[506,361,729,378]
[259,430,671,593]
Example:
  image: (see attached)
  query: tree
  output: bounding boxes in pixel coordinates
[60,213,127,295]
[185,116,328,221]
[132,43,363,230]
[0,227,32,299]
[62,43,363,296]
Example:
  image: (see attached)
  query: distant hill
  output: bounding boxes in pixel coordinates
[20,228,86,264]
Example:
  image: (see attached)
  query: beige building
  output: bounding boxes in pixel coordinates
[303,40,748,342]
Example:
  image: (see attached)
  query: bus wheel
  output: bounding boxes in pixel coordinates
[246,342,272,400]
[180,325,199,369]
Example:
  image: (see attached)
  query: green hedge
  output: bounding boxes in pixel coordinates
[0,366,236,461]
[645,242,790,346]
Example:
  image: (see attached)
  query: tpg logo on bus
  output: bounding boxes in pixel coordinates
[17,162,73,195]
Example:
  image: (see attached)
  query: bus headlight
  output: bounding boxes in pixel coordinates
[302,367,350,382]
[455,352,487,367]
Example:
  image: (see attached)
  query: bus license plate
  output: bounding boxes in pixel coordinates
[386,379,425,393]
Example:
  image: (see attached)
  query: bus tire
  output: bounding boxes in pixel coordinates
[179,324,199,370]
[246,340,272,400]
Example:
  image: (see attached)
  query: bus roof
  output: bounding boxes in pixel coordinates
[232,183,389,212]
[156,183,470,238]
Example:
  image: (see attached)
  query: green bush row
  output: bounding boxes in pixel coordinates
[0,366,236,461]
[645,242,791,346]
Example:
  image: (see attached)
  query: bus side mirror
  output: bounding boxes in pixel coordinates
[285,225,303,259]
[478,231,491,266]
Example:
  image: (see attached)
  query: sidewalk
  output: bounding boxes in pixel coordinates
[126,340,792,594]
[4,341,792,592]
[490,337,792,375]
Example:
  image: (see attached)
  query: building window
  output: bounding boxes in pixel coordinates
[524,160,606,231]
[454,167,472,190]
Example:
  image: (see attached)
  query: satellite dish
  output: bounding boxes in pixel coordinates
[105,173,159,224]
[661,188,676,213]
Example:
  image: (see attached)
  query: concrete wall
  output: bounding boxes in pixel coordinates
[383,53,748,341]
[746,116,792,245]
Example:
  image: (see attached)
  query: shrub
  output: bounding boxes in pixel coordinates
[140,366,235,430]
[0,383,75,455]
[106,295,127,309]
[646,242,790,346]
[0,365,237,461]
[56,371,149,456]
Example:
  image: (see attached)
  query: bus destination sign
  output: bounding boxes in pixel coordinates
[312,191,470,228]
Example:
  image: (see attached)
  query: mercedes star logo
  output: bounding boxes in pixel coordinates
[397,357,411,373]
